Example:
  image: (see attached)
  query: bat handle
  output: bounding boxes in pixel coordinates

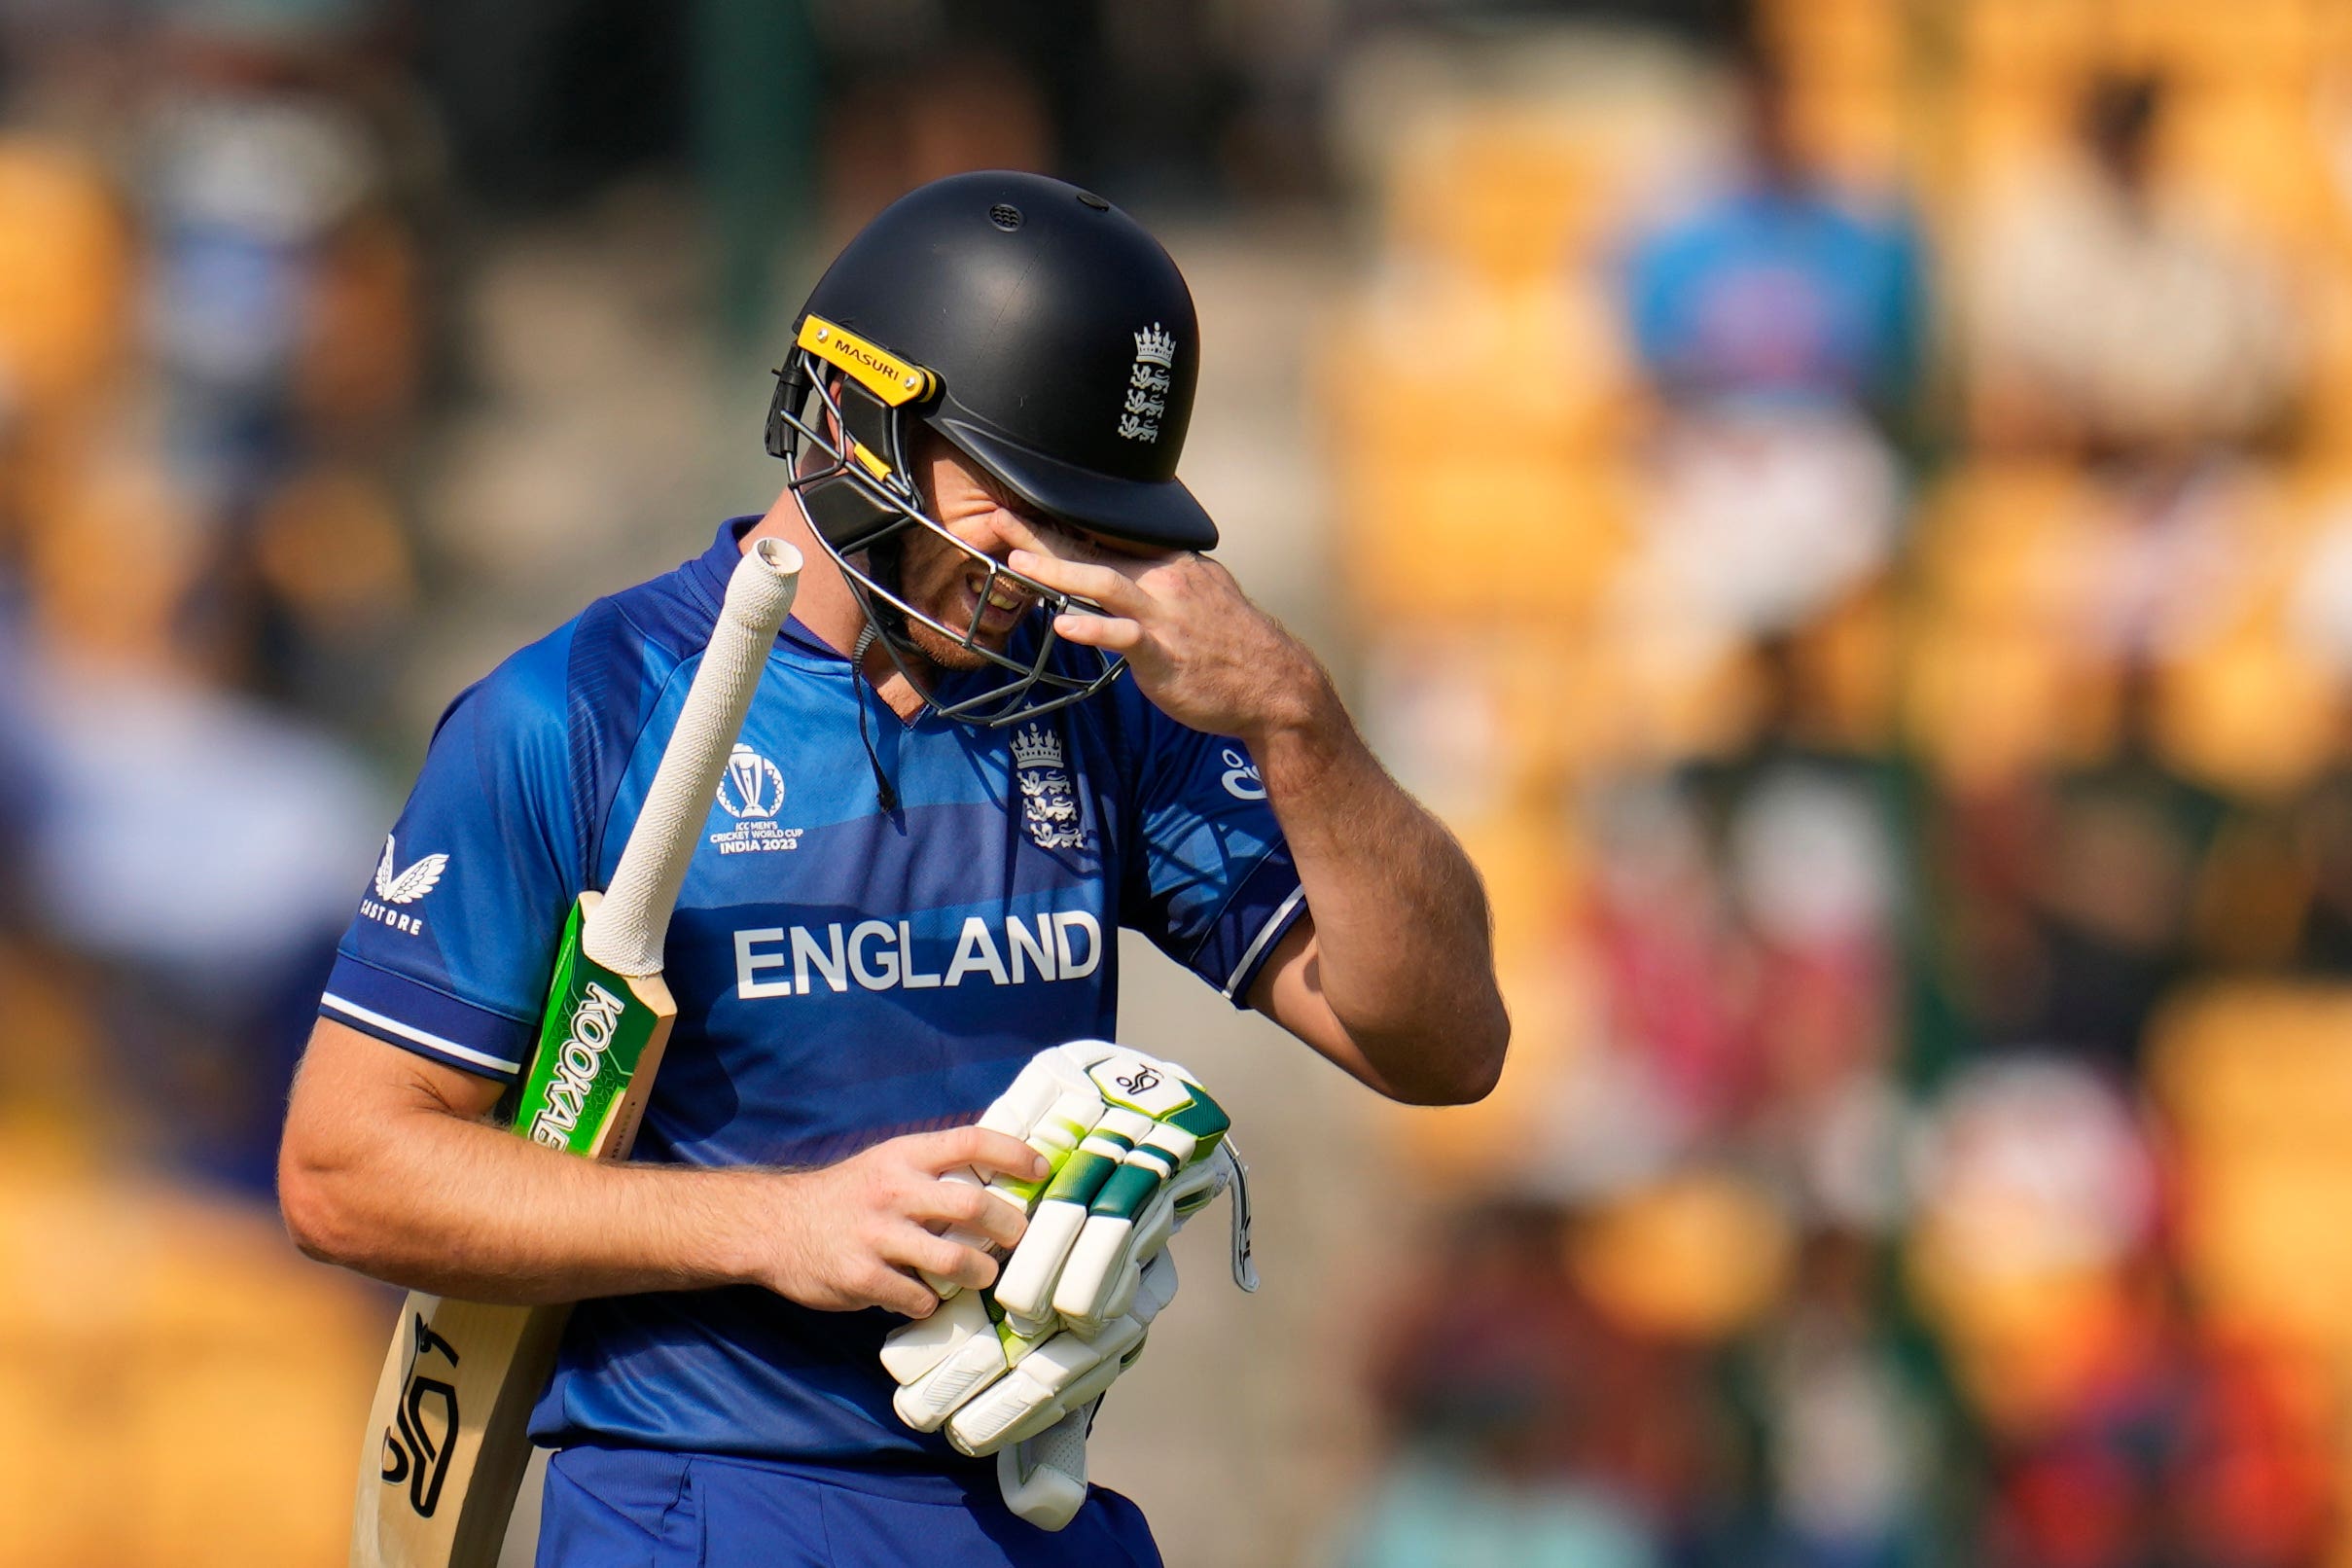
[584,536,802,977]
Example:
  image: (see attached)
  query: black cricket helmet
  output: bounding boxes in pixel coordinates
[766,169,1210,727]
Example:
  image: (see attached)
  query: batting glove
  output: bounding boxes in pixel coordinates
[994,1048,1248,1335]
[880,1246,1179,1456]
[997,1399,1098,1532]
[879,1041,1257,1528]
[920,1041,1122,1301]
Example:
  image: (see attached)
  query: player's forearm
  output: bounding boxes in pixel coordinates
[1241,678,1509,1103]
[279,1028,782,1303]
[282,1097,775,1304]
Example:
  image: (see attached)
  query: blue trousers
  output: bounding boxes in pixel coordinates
[536,1445,1166,1568]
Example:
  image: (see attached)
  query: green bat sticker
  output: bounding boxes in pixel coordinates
[513,903,664,1156]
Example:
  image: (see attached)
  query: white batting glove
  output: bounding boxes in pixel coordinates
[921,1041,1125,1301]
[992,1049,1250,1336]
[881,1248,1178,1456]
[997,1400,1098,1532]
[879,1041,1259,1529]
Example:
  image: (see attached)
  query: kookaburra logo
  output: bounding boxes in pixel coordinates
[1115,1064,1162,1096]
[1117,324,1177,444]
[529,981,626,1148]
[381,1312,461,1518]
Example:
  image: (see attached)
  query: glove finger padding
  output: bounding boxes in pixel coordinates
[990,1104,1158,1328]
[1055,1135,1246,1331]
[880,1289,1016,1433]
[883,1251,1177,1456]
[944,1251,1175,1457]
[995,1051,1233,1334]
[926,1042,1123,1299]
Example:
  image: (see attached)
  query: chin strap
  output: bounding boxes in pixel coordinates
[849,624,900,813]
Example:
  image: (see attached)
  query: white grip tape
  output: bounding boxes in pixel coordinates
[584,537,801,977]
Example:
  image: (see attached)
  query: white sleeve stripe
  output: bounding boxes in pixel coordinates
[1221,884,1307,999]
[320,994,525,1075]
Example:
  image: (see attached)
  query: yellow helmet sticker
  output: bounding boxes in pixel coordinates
[798,314,938,407]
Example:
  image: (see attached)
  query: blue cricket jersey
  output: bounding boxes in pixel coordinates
[318,518,1306,1479]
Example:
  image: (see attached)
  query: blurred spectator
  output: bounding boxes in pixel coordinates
[1335,12,2352,1568]
[1746,1230,1937,1568]
[1938,765,2214,1068]
[1341,1197,1713,1568]
[3,650,382,1189]
[1613,47,1920,761]
[1621,51,1926,426]
[133,4,425,713]
[1565,757,1898,1216]
[1965,73,2301,465]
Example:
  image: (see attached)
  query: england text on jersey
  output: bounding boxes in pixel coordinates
[732,912,1103,999]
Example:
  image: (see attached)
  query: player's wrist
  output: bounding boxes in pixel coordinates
[703,1166,808,1291]
[1235,668,1352,789]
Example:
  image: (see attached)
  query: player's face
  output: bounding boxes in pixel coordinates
[892,432,1089,670]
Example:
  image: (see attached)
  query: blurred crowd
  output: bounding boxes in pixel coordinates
[1330,4,2352,1567]
[0,2,436,1199]
[13,0,2352,1565]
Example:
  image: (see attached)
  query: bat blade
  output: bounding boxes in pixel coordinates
[348,1297,566,1568]
[349,538,798,1568]
[352,894,676,1568]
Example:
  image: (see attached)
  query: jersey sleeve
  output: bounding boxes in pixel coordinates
[317,641,578,1083]
[1119,695,1308,1006]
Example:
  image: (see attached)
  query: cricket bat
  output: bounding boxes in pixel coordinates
[350,537,802,1568]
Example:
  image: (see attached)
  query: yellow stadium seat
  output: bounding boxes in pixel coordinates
[1357,624,1576,813]
[1907,619,2122,788]
[1759,0,1906,86]
[1384,110,1610,288]
[1598,613,1775,768]
[0,1167,383,1566]
[22,456,205,671]
[2154,625,2340,800]
[1336,453,1632,625]
[1902,463,2126,787]
[1946,80,2079,206]
[1787,78,1915,189]
[1906,1235,2142,1434]
[1569,1170,1797,1344]
[1319,277,1635,468]
[1789,582,1900,752]
[2299,270,2352,454]
[0,138,126,424]
[2133,472,2340,800]
[1957,0,2103,90]
[2148,984,2352,1353]
[2164,83,2337,247]
[2107,0,2322,88]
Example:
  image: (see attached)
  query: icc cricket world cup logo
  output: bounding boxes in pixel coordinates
[717,744,785,819]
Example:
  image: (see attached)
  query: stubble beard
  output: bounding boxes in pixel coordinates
[903,614,993,671]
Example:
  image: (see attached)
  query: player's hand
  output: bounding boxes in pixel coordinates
[1000,519,1330,746]
[758,1127,1047,1318]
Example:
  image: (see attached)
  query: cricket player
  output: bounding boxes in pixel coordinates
[279,170,1508,1566]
